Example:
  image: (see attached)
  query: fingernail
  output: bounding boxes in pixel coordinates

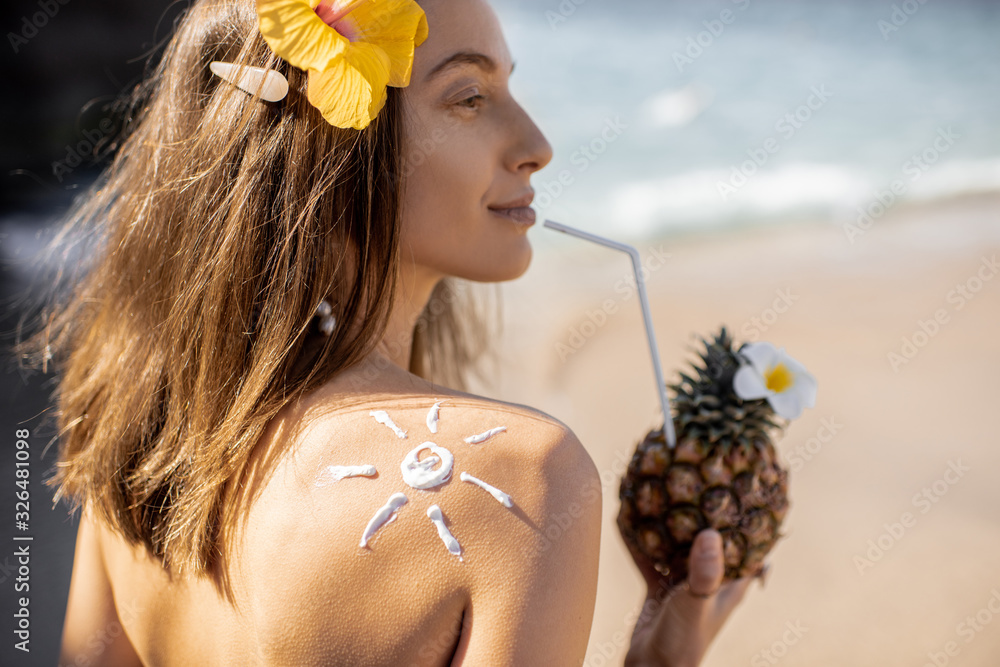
[701,530,722,555]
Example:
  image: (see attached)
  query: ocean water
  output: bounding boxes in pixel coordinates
[491,0,1000,245]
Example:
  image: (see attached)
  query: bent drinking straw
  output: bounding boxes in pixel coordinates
[542,219,677,449]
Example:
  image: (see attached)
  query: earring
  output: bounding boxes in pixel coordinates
[316,299,337,336]
[209,61,289,102]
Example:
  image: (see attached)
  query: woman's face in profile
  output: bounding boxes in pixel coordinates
[399,0,553,285]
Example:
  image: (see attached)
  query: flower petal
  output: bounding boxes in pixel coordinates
[767,388,804,420]
[779,350,807,375]
[342,0,429,86]
[257,0,349,72]
[733,364,770,400]
[739,341,779,376]
[773,349,817,410]
[793,367,818,409]
[307,42,391,129]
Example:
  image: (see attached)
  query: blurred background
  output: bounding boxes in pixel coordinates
[2,1,195,665]
[2,0,999,665]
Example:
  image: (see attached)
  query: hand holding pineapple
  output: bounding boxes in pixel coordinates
[623,529,756,667]
[617,327,816,666]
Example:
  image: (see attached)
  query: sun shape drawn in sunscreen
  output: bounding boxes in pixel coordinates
[315,400,512,561]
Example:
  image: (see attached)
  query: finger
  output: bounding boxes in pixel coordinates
[686,529,724,599]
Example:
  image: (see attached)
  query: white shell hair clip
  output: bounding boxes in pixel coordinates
[209,61,289,102]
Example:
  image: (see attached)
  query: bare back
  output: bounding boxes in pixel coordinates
[64,363,603,666]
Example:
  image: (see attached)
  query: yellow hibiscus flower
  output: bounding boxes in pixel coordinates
[256,0,429,129]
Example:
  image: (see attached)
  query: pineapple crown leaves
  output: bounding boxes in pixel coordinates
[665,325,787,448]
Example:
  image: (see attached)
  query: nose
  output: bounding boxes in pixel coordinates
[507,102,554,176]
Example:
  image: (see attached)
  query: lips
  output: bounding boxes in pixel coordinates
[489,189,536,225]
[489,190,534,210]
[489,206,536,225]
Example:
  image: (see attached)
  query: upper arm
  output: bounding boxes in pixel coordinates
[61,506,144,667]
[450,424,603,666]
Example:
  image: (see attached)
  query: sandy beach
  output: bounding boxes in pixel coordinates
[468,192,1000,666]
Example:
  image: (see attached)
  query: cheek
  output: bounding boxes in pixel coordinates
[396,115,531,281]
[401,130,491,242]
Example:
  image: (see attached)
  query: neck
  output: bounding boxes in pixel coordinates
[374,261,442,373]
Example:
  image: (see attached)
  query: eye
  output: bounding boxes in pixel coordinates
[456,93,485,110]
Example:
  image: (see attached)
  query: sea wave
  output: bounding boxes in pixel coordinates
[566,158,1000,241]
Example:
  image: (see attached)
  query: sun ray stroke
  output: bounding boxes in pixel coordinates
[459,471,512,507]
[359,492,408,548]
[463,425,506,444]
[427,504,463,560]
[370,410,407,438]
[426,400,444,434]
[316,464,377,486]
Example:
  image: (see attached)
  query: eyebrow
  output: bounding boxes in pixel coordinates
[424,51,516,82]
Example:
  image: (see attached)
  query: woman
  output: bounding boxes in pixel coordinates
[25,0,754,663]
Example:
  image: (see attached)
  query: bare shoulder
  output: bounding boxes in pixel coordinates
[231,383,602,665]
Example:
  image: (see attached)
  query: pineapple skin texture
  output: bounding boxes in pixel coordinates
[616,328,790,589]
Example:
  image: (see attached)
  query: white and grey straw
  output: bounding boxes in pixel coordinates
[543,219,677,448]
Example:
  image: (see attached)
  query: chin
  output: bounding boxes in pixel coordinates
[492,250,532,282]
[450,239,533,283]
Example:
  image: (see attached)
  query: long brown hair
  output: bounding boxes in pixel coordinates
[14,0,498,591]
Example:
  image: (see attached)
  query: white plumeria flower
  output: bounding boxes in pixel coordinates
[732,341,817,419]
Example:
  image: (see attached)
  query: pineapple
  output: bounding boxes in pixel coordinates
[617,326,791,589]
